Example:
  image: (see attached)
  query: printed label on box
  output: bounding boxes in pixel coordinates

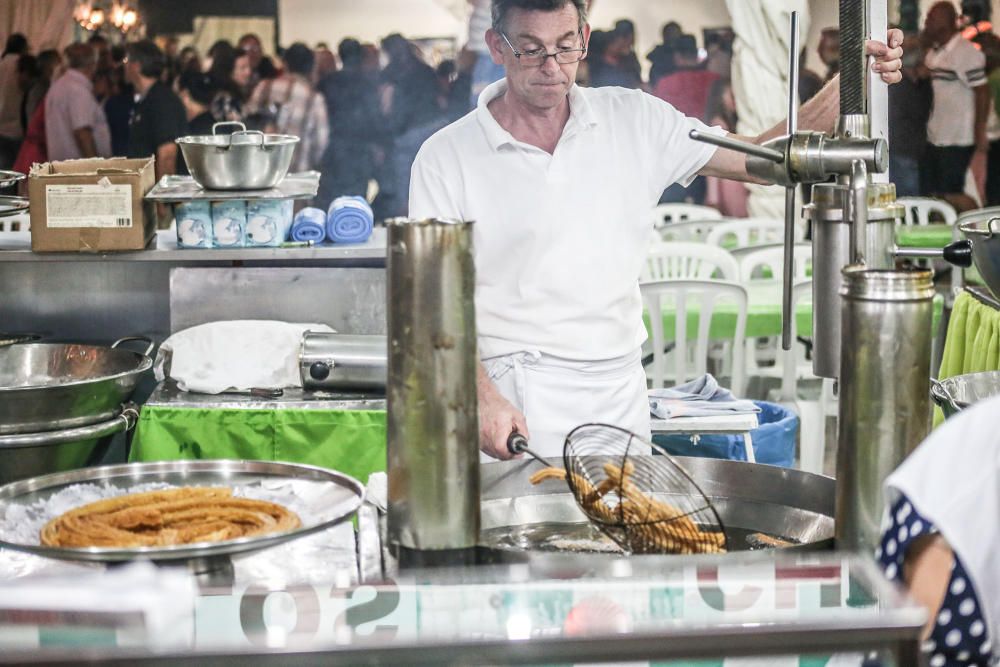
[44,184,133,228]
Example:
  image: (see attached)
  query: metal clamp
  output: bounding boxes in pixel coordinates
[0,405,139,449]
[111,335,155,358]
[929,378,960,415]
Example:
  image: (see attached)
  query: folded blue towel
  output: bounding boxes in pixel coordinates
[327,196,373,244]
[648,374,760,419]
[291,207,327,243]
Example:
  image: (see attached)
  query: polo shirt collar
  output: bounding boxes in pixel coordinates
[475,78,599,151]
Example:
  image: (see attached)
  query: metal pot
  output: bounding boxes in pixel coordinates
[0,407,138,485]
[480,456,835,553]
[176,121,299,190]
[0,337,154,435]
[931,371,1000,419]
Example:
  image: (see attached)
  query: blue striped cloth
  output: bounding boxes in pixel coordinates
[326,196,374,244]
[291,207,327,243]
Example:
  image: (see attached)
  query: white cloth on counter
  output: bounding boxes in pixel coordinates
[884,393,1000,661]
[648,374,760,419]
[481,348,651,460]
[154,320,334,393]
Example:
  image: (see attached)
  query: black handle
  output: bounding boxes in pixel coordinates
[507,431,529,456]
[942,240,973,268]
[309,362,331,381]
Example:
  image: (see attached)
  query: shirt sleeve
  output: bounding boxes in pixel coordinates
[67,96,97,133]
[636,90,726,198]
[965,46,987,87]
[409,143,462,220]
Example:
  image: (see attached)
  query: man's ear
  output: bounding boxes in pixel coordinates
[485,28,506,67]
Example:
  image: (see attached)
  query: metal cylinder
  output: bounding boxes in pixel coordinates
[836,268,934,553]
[386,218,480,563]
[806,182,904,378]
[299,333,387,391]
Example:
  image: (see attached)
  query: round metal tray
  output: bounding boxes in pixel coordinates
[0,460,365,562]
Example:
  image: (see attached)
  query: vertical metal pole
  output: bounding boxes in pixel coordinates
[781,11,800,352]
[868,0,890,183]
[386,218,480,567]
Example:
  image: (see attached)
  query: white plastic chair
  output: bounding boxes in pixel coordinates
[643,242,739,282]
[653,219,721,243]
[652,203,722,229]
[705,218,796,249]
[896,197,957,226]
[738,243,813,282]
[641,279,748,396]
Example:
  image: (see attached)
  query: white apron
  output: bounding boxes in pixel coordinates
[481,348,651,461]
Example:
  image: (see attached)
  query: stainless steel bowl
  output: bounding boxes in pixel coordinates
[931,371,1000,418]
[958,214,1000,299]
[176,121,299,190]
[0,337,153,435]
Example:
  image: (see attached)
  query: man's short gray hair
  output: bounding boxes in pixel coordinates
[491,0,588,34]
[64,42,97,71]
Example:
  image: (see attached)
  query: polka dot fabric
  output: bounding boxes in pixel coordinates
[877,495,993,667]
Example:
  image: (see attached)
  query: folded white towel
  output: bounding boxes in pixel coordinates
[649,374,760,419]
[154,320,334,394]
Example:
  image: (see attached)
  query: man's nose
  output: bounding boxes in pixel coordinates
[540,54,561,74]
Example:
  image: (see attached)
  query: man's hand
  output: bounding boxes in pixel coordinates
[477,364,529,460]
[867,28,904,85]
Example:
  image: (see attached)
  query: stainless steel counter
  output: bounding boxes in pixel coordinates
[145,380,385,412]
[0,551,925,665]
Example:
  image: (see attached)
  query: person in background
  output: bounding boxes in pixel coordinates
[889,33,933,198]
[975,31,1000,206]
[238,33,278,93]
[23,50,61,128]
[317,37,385,209]
[798,49,825,104]
[313,43,337,84]
[818,28,841,81]
[45,43,111,161]
[377,33,447,217]
[704,32,732,79]
[590,19,642,89]
[209,46,252,123]
[13,49,62,179]
[176,71,220,176]
[647,21,682,89]
[468,0,506,106]
[922,1,988,198]
[703,78,748,217]
[125,39,188,181]
[16,55,39,134]
[247,42,328,173]
[162,36,181,83]
[0,33,29,169]
[104,45,133,157]
[654,34,718,122]
[445,46,477,119]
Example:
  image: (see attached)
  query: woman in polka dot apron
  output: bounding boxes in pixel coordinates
[879,394,1000,667]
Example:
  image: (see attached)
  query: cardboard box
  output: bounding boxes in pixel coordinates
[29,157,156,252]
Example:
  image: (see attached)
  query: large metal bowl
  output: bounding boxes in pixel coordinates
[176,121,299,190]
[0,337,153,435]
[480,456,834,553]
[931,371,1000,419]
[958,212,1000,299]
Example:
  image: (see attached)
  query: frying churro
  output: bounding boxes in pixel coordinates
[40,487,301,548]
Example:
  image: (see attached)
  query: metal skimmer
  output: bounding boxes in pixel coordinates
[562,423,728,555]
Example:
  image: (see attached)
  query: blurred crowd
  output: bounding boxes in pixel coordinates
[0,0,997,219]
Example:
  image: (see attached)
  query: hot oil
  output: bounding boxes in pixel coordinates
[480,522,800,554]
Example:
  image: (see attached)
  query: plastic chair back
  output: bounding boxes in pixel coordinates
[652,203,722,229]
[644,242,739,281]
[896,197,957,226]
[641,279,748,395]
[705,218,793,248]
[738,243,813,282]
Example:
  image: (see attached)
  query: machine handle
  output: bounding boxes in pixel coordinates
[780,11,801,352]
[894,241,973,267]
[687,130,785,163]
[506,430,555,468]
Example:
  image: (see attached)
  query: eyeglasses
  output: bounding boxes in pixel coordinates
[499,30,587,67]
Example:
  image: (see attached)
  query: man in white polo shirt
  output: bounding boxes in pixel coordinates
[409,0,904,460]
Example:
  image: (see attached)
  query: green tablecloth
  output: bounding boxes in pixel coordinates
[894,224,955,249]
[935,290,1000,426]
[131,406,387,484]
[644,282,944,341]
